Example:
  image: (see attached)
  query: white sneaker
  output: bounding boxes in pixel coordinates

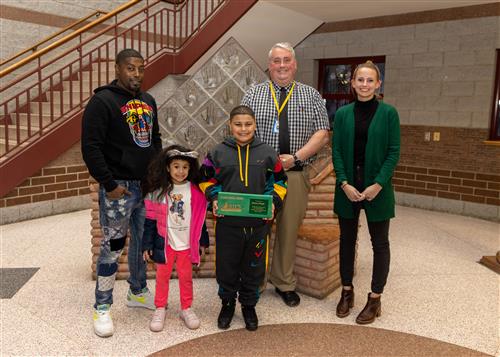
[180,308,200,330]
[150,308,167,332]
[126,288,155,310]
[93,304,114,337]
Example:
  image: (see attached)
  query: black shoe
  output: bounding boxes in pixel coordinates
[217,299,235,329]
[241,305,258,331]
[275,288,300,307]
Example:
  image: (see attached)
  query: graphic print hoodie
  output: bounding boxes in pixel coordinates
[81,80,162,192]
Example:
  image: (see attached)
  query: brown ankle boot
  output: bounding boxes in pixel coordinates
[336,288,354,318]
[356,293,381,324]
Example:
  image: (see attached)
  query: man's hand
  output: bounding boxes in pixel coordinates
[279,154,295,171]
[106,185,131,200]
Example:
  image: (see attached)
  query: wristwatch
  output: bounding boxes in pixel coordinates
[292,153,303,167]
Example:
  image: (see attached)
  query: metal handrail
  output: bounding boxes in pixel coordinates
[0,0,141,78]
[0,0,227,158]
[0,10,108,68]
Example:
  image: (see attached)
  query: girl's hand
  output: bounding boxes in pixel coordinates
[212,200,223,217]
[342,184,365,202]
[143,250,151,262]
[263,203,275,222]
[361,183,382,201]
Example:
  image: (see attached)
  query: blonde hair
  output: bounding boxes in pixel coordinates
[352,60,381,81]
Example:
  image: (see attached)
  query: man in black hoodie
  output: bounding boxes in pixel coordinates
[82,49,161,337]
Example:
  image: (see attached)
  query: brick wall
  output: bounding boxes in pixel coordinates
[294,13,500,220]
[0,165,90,207]
[0,142,91,223]
[393,125,500,206]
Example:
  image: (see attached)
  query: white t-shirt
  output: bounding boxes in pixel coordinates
[167,182,192,251]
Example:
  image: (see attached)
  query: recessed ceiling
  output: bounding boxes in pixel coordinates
[263,0,497,22]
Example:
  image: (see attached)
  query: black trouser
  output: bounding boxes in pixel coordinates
[215,222,269,306]
[338,164,391,294]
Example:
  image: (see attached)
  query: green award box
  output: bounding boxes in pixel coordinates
[217,192,273,219]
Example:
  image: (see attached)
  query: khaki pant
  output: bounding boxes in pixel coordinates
[269,170,311,291]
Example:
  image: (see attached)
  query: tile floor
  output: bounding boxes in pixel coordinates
[1,205,498,356]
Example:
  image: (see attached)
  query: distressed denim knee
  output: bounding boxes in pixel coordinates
[95,180,145,307]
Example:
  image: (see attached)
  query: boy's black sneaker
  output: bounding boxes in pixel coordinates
[241,305,258,331]
[217,299,235,329]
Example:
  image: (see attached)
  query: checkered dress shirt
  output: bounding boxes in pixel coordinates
[241,80,329,165]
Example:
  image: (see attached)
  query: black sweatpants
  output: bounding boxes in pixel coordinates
[215,222,270,306]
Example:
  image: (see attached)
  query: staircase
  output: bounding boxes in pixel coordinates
[0,0,258,197]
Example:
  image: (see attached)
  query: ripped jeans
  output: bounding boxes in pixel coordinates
[95,180,147,307]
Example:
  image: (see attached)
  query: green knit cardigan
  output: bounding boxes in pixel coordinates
[332,101,401,222]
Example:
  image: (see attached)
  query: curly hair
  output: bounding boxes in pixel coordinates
[142,144,201,199]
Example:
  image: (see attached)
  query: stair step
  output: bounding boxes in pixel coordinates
[0,137,21,147]
[46,91,88,104]
[92,62,115,72]
[0,125,36,140]
[80,69,115,82]
[30,102,69,115]
[63,80,100,92]
[10,113,55,127]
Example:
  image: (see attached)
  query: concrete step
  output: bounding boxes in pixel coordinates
[79,69,115,82]
[30,102,69,115]
[46,90,88,104]
[10,113,54,127]
[0,125,37,140]
[92,62,115,72]
[63,79,99,92]
[0,137,21,150]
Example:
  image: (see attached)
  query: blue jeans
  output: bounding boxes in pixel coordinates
[95,180,147,307]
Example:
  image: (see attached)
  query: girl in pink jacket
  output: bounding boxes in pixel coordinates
[142,145,207,332]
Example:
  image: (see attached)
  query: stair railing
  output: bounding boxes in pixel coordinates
[0,0,225,158]
[0,10,108,69]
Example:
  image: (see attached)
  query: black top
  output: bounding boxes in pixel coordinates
[81,80,162,192]
[353,96,379,167]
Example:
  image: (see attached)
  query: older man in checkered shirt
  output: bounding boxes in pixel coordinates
[241,42,330,307]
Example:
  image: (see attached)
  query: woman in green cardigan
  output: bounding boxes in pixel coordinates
[332,61,400,325]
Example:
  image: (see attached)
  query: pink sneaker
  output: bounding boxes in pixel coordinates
[150,308,166,332]
[179,308,200,329]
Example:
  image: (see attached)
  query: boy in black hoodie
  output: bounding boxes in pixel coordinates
[200,105,287,331]
[81,49,161,338]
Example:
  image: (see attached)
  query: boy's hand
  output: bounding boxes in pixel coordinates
[143,250,152,262]
[212,200,224,217]
[263,203,275,222]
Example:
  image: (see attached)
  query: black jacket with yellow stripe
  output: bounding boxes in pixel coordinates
[199,136,287,227]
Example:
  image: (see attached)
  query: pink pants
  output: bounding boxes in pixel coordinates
[154,245,193,310]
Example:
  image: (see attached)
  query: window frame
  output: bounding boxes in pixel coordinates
[489,49,500,141]
[317,56,385,129]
